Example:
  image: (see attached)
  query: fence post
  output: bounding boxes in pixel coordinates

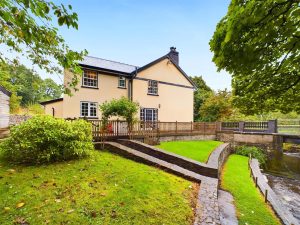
[116,119,119,136]
[239,121,245,132]
[191,121,193,135]
[176,121,178,135]
[267,119,277,133]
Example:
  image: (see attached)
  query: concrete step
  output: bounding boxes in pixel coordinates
[114,139,218,178]
[95,141,207,183]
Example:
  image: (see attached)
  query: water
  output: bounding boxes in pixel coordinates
[264,152,300,222]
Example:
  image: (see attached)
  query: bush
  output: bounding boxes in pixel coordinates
[235,145,267,165]
[0,116,94,164]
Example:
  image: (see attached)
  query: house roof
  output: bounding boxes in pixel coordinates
[79,49,196,88]
[0,85,12,97]
[79,56,137,74]
[40,98,63,105]
[134,55,196,88]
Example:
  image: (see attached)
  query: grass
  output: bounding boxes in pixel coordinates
[0,150,197,225]
[221,154,281,225]
[156,140,223,163]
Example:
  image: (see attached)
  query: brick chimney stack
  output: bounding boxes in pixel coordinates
[168,47,179,65]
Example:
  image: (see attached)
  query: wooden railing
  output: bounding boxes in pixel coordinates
[88,120,218,141]
[221,120,277,133]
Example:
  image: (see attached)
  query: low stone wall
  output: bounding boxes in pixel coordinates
[207,143,231,177]
[116,139,218,178]
[159,134,216,142]
[9,115,32,126]
[216,130,281,152]
[250,159,298,225]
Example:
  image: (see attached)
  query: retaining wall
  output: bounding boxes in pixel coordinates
[9,115,32,126]
[159,134,216,142]
[216,130,281,152]
[250,159,298,225]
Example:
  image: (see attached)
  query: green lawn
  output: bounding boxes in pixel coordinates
[0,151,196,225]
[156,140,223,163]
[221,155,281,225]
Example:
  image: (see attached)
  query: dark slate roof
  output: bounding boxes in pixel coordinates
[79,56,137,74]
[0,85,12,97]
[134,54,196,88]
[40,98,63,105]
[79,50,196,88]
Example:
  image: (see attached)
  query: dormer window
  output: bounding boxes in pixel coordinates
[118,76,126,88]
[148,80,158,95]
[82,70,98,88]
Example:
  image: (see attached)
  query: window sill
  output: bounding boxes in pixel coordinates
[147,93,159,96]
[118,86,127,89]
[81,86,99,89]
[79,117,99,119]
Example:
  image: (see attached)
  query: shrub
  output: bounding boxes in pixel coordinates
[0,116,94,164]
[234,145,267,165]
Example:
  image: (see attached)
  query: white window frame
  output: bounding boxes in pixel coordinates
[148,80,158,95]
[80,101,98,118]
[118,76,126,88]
[82,70,98,88]
[140,108,158,122]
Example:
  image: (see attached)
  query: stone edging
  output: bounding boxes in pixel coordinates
[116,139,218,178]
[250,159,299,225]
[118,140,232,224]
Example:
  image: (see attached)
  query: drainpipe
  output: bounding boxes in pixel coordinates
[130,67,138,101]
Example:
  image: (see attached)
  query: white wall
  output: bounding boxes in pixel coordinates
[0,91,10,128]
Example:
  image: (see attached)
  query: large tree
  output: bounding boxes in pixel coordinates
[0,0,87,93]
[190,76,212,121]
[210,0,300,115]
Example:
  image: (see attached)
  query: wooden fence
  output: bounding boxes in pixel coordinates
[89,120,218,141]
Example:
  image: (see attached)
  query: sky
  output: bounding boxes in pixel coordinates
[4,0,232,90]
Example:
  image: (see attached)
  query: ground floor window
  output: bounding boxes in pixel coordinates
[80,101,97,117]
[140,108,158,122]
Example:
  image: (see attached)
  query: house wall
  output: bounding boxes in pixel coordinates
[43,101,63,118]
[133,59,194,122]
[0,91,10,128]
[55,58,194,122]
[62,69,128,118]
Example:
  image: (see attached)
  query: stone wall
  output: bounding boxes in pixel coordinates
[216,131,282,152]
[9,115,32,126]
[250,159,298,225]
[159,134,216,142]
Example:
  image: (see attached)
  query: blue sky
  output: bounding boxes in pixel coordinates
[7,0,233,90]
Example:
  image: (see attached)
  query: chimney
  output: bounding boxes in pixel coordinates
[168,47,179,65]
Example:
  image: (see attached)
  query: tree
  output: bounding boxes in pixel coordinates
[210,0,300,115]
[0,61,63,111]
[99,97,139,126]
[0,0,87,93]
[199,89,233,122]
[190,76,213,121]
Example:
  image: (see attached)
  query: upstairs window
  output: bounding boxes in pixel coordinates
[83,70,98,88]
[148,80,158,95]
[118,76,126,88]
[80,102,97,117]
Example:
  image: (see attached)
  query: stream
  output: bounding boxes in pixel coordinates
[264,152,300,222]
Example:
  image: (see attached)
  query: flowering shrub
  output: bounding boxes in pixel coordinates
[0,116,93,164]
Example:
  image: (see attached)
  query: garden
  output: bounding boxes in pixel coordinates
[0,116,282,224]
[0,116,198,224]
